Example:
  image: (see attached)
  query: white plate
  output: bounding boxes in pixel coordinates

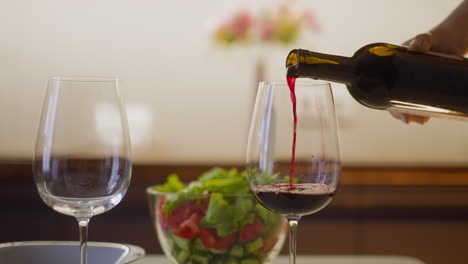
[0,241,145,264]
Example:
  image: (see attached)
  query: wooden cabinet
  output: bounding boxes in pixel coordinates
[2,162,468,264]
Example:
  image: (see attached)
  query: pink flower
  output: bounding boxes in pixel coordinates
[302,10,320,32]
[230,9,253,39]
[257,14,277,41]
[259,22,276,41]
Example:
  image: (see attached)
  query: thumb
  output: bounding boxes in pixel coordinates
[406,33,433,52]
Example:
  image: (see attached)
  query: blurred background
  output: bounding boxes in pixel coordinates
[2,0,468,165]
[2,0,468,263]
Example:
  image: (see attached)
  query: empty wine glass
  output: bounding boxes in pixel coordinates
[33,76,132,264]
[246,80,341,264]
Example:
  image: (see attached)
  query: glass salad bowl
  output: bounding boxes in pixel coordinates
[146,168,287,264]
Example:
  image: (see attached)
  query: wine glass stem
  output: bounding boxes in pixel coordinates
[78,218,90,264]
[287,216,301,264]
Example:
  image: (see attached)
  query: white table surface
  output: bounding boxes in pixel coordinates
[134,255,426,264]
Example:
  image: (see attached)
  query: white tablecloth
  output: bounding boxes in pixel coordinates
[134,255,426,264]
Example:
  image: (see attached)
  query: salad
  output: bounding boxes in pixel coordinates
[151,168,285,264]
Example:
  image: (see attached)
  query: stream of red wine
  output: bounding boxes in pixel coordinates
[286,77,297,185]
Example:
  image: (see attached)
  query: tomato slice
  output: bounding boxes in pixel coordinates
[173,213,202,239]
[166,201,201,228]
[159,198,209,231]
[199,229,217,249]
[239,218,264,242]
[157,196,170,230]
[199,228,237,250]
[216,233,237,249]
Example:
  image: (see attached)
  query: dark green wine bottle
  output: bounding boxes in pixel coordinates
[286,43,468,120]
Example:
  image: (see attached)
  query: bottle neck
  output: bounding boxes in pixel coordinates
[286,49,354,84]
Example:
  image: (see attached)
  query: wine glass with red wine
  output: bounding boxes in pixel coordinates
[246,80,340,264]
[33,77,132,264]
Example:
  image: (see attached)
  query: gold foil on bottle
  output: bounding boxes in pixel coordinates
[369,45,397,56]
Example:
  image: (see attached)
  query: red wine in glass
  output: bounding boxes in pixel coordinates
[253,183,334,216]
[247,80,340,264]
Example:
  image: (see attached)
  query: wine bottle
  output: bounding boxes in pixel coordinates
[286,43,468,120]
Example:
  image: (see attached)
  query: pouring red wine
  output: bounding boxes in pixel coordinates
[247,80,340,264]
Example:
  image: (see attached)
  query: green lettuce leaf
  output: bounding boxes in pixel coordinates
[201,193,239,237]
[198,167,229,182]
[154,174,185,193]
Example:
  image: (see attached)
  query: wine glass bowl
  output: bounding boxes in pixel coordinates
[33,76,132,264]
[146,189,287,264]
[34,156,131,218]
[246,80,340,264]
